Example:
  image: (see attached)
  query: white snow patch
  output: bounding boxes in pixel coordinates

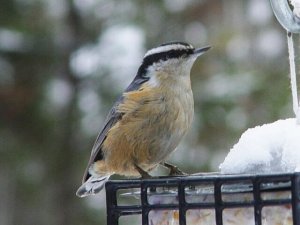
[220,118,300,174]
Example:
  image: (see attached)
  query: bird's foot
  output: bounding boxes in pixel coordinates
[134,164,152,179]
[162,162,187,176]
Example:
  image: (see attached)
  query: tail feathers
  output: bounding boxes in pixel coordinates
[76,175,110,197]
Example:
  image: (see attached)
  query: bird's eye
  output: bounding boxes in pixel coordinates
[182,53,189,58]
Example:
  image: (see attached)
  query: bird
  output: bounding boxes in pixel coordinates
[76,41,210,197]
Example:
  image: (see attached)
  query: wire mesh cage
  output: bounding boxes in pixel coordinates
[105,172,300,225]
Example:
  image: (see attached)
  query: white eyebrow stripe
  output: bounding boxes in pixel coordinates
[144,44,193,57]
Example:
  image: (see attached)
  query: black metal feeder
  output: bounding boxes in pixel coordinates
[105,172,300,225]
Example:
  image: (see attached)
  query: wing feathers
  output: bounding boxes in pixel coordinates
[81,75,149,182]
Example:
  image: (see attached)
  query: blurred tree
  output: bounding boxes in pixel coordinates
[0,0,295,224]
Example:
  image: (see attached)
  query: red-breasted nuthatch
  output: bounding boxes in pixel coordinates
[76,42,210,197]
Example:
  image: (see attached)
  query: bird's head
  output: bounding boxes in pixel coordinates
[137,42,210,81]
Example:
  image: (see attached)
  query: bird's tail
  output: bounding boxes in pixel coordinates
[76,175,110,197]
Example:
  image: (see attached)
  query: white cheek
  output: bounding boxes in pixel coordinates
[146,64,161,87]
[148,74,160,87]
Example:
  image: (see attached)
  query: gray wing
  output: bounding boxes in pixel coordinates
[82,76,149,182]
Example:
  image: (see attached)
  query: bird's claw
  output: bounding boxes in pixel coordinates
[162,162,188,176]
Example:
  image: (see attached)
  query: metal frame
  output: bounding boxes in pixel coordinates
[106,173,300,225]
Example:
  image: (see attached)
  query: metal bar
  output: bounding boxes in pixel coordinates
[178,181,186,225]
[141,181,149,225]
[214,179,223,225]
[113,205,142,216]
[107,173,293,186]
[253,178,262,225]
[106,182,119,225]
[292,173,300,225]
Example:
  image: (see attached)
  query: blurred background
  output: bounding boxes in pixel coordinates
[0,0,297,224]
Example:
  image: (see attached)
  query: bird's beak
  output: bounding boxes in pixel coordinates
[193,46,211,57]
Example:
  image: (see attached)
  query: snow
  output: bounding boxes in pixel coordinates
[219,118,300,174]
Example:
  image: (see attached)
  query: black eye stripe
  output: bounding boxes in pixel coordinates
[144,48,194,62]
[137,48,194,75]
